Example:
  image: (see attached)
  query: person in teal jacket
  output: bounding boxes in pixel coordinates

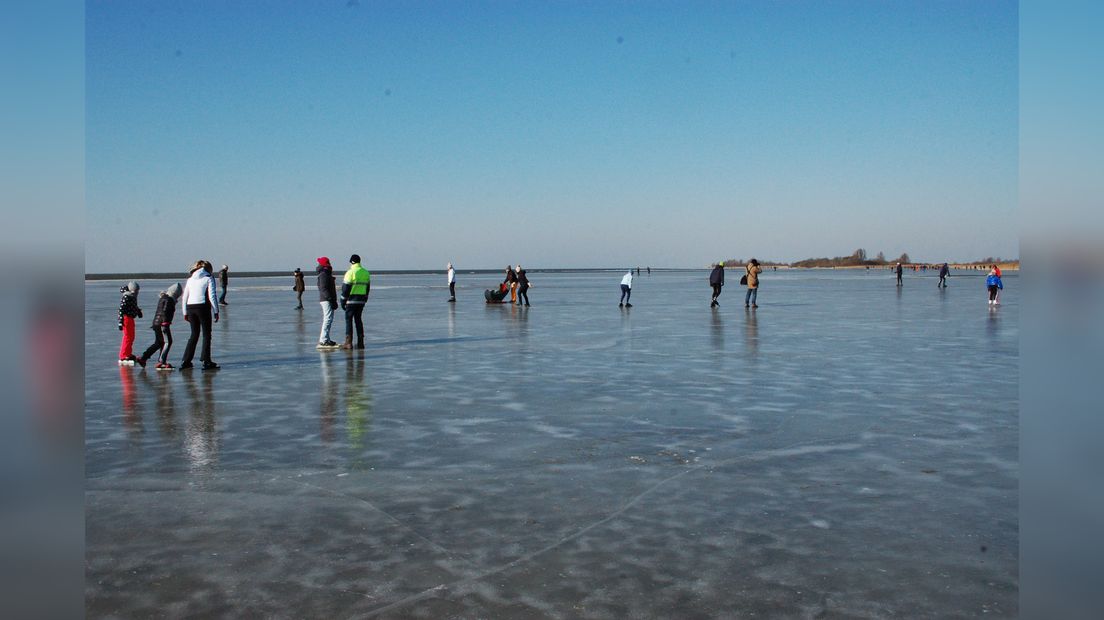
[340,254,371,349]
[986,268,1003,305]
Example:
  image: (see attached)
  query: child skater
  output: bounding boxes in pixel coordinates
[986,267,1004,305]
[139,283,183,370]
[117,281,143,365]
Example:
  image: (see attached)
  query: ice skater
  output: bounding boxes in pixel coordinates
[218,265,229,305]
[293,268,305,309]
[316,257,339,348]
[139,283,182,370]
[986,267,1003,305]
[516,265,530,306]
[504,265,518,304]
[620,270,633,307]
[744,259,763,308]
[117,281,143,365]
[447,262,456,302]
[938,262,949,287]
[895,262,903,286]
[709,261,725,307]
[180,260,220,370]
[340,254,371,349]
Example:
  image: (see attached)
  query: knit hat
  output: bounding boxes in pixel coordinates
[165,283,183,298]
[317,257,331,267]
[350,254,361,264]
[125,281,140,294]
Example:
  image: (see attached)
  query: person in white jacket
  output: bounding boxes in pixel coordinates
[179,260,220,370]
[620,271,633,307]
[447,262,456,302]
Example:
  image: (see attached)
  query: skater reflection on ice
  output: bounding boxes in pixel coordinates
[182,371,219,477]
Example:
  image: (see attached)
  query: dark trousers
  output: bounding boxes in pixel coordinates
[938,275,947,287]
[518,287,529,305]
[897,273,903,285]
[141,325,173,364]
[345,304,365,343]
[620,284,631,303]
[711,284,722,301]
[219,287,227,304]
[449,281,456,299]
[988,285,999,301]
[181,303,213,364]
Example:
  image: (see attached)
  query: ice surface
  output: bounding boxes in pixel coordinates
[85,269,1018,617]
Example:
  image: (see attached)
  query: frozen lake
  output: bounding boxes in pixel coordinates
[85,269,1018,617]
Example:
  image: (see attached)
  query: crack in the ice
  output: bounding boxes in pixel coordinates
[358,432,868,617]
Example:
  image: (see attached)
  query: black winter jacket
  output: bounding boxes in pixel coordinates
[709,266,725,286]
[152,295,176,326]
[118,289,142,329]
[316,265,337,302]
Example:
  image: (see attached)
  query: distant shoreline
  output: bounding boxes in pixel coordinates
[84,263,1018,281]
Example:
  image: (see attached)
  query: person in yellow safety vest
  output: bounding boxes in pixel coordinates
[340,254,371,349]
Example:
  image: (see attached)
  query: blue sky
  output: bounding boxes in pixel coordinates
[86,1,1017,272]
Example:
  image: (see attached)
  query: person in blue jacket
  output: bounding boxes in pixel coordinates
[986,268,1003,305]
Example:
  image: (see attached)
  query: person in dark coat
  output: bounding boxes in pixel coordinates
[938,263,950,287]
[709,262,725,307]
[516,265,531,306]
[504,266,518,304]
[315,257,339,348]
[293,268,306,308]
[139,283,183,369]
[217,265,229,305]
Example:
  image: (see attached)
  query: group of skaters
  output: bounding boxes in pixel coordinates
[896,261,1004,302]
[500,265,532,306]
[118,256,1010,369]
[311,255,372,350]
[705,259,764,308]
[117,261,229,370]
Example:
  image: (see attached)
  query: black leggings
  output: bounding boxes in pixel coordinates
[711,284,722,300]
[181,304,213,365]
[141,325,173,363]
[988,285,999,301]
[449,281,456,298]
[518,287,529,305]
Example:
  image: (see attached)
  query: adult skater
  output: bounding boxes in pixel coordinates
[504,265,518,304]
[516,265,530,306]
[293,268,305,308]
[744,259,763,308]
[620,270,633,307]
[895,262,903,286]
[447,262,456,302]
[709,261,725,307]
[316,257,339,348]
[938,263,950,287]
[218,265,229,305]
[340,254,371,349]
[180,260,220,370]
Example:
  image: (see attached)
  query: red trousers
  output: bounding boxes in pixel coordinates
[119,315,135,360]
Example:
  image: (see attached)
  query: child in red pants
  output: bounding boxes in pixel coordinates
[118,281,143,365]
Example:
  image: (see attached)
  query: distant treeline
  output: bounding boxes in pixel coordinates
[789,249,904,268]
[723,249,1019,269]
